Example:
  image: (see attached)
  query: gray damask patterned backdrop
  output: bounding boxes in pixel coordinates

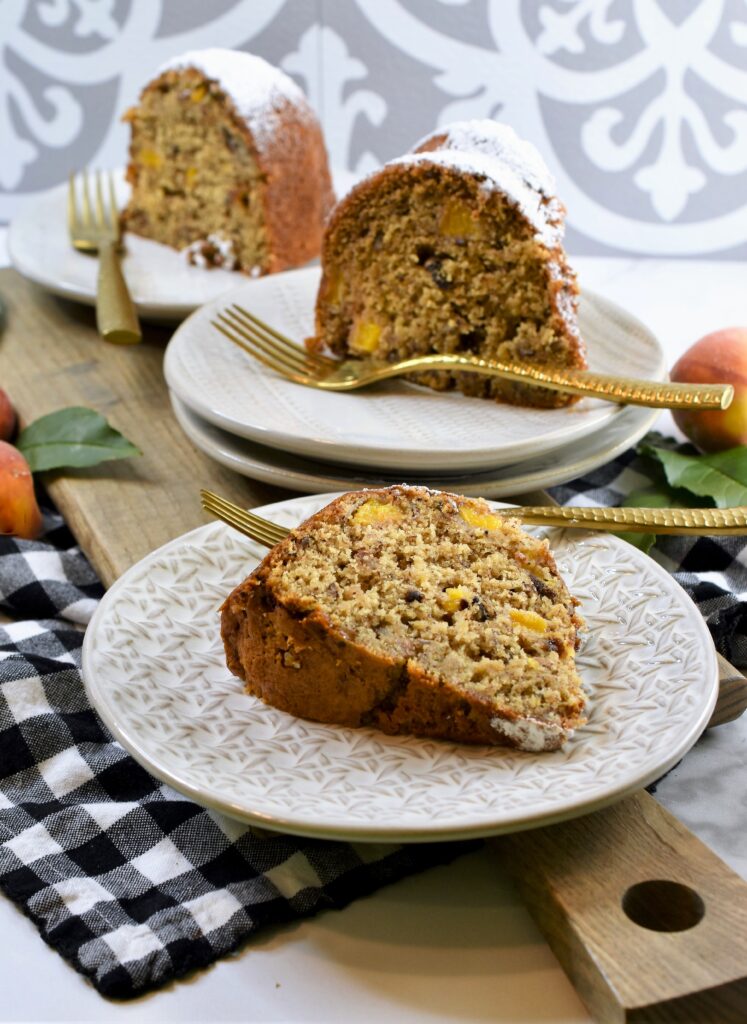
[2,0,747,257]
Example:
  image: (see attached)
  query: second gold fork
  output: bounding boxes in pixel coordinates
[201,489,747,541]
[211,304,732,411]
[68,170,141,345]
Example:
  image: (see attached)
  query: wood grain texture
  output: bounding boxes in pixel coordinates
[494,792,747,1022]
[710,653,747,727]
[0,269,283,587]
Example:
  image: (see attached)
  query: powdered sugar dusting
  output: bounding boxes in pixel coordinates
[348,119,565,248]
[416,120,556,196]
[158,48,313,153]
[390,146,562,247]
[490,714,570,752]
[548,259,581,338]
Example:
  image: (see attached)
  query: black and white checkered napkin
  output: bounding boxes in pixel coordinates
[0,508,473,999]
[1,443,745,1000]
[552,443,747,669]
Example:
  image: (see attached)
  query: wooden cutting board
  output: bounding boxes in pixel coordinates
[2,269,746,1021]
[0,270,281,582]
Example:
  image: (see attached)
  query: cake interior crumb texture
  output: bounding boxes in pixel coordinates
[122,50,333,275]
[221,487,586,751]
[309,120,586,408]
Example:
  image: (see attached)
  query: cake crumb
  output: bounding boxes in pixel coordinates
[184,233,238,271]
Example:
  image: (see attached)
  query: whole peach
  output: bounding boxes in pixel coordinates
[0,388,15,442]
[671,327,747,452]
[0,441,43,540]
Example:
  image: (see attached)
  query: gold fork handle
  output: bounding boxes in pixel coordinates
[397,355,732,410]
[96,241,141,345]
[202,490,747,544]
[502,505,747,534]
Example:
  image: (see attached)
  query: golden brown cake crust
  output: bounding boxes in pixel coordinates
[221,486,586,751]
[122,55,334,275]
[243,92,334,273]
[222,575,524,745]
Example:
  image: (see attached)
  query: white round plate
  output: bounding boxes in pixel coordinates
[83,492,718,843]
[8,170,246,322]
[171,391,659,497]
[164,267,664,473]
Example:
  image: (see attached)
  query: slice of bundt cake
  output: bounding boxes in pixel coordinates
[308,120,585,408]
[221,486,585,751]
[122,48,334,275]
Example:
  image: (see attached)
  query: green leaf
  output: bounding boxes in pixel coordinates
[16,407,141,473]
[641,443,747,509]
[637,430,698,456]
[616,530,655,554]
[615,485,682,553]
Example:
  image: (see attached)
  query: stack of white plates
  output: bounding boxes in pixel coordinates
[164,267,664,497]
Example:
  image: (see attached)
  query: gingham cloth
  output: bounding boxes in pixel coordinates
[0,508,474,999]
[1,444,745,1000]
[552,442,747,669]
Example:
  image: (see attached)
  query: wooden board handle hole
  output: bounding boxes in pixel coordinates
[622,880,706,933]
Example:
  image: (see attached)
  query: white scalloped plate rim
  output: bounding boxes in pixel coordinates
[163,267,665,473]
[82,492,718,843]
[7,170,246,322]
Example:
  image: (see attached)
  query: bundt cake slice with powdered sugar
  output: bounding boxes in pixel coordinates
[308,120,585,408]
[122,48,334,276]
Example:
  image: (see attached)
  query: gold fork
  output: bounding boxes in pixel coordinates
[68,171,141,345]
[201,489,747,542]
[211,304,731,411]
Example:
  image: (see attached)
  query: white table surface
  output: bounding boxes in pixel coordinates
[1,239,746,1022]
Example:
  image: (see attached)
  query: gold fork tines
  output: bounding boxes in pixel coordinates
[201,490,747,545]
[210,305,732,411]
[68,170,141,345]
[200,490,289,546]
[213,304,333,384]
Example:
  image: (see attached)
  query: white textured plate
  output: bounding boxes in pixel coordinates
[171,391,659,497]
[82,492,718,843]
[7,170,246,322]
[164,267,664,472]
